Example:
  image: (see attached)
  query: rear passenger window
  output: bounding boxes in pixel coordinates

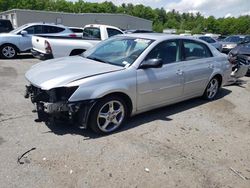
[107,28,123,37]
[145,40,180,64]
[43,26,65,33]
[183,40,212,60]
[83,27,101,39]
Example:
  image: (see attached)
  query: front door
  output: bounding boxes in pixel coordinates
[136,40,184,111]
[19,25,43,51]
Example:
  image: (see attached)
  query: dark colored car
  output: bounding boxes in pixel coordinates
[198,36,222,51]
[229,42,250,74]
[0,19,13,33]
[221,35,250,54]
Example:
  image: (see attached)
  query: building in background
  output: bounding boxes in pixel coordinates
[0,9,152,30]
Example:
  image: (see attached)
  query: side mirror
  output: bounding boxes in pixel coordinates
[139,58,163,69]
[20,30,28,36]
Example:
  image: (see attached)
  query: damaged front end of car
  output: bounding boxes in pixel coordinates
[24,85,96,128]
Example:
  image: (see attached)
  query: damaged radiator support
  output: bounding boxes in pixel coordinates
[43,102,69,114]
[25,84,97,128]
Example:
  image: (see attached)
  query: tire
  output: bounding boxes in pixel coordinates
[0,44,17,59]
[88,96,128,134]
[202,77,220,100]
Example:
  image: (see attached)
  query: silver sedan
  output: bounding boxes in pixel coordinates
[25,34,232,134]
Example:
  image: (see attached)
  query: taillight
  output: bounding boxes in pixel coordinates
[69,34,77,37]
[44,40,52,54]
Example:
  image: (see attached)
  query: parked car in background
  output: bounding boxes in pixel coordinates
[25,34,231,134]
[31,24,124,60]
[221,35,250,54]
[0,19,13,33]
[124,29,154,34]
[229,42,250,75]
[194,35,222,52]
[217,35,227,41]
[0,23,74,59]
[69,27,84,38]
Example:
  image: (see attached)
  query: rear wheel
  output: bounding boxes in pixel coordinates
[203,77,220,100]
[0,44,17,59]
[88,96,128,134]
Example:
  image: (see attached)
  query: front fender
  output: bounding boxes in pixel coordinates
[69,83,135,101]
[68,83,137,114]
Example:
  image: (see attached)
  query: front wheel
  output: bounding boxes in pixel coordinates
[0,44,17,59]
[203,77,220,100]
[88,96,128,134]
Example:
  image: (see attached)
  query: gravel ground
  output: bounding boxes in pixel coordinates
[0,56,250,188]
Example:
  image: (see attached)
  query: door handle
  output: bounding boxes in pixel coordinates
[176,70,184,75]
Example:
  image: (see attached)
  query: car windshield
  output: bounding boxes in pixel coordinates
[223,36,244,43]
[83,37,154,67]
[10,24,28,34]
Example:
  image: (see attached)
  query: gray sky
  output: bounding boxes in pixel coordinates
[69,0,250,18]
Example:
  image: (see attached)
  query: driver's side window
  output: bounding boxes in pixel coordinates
[23,25,43,35]
[145,40,180,64]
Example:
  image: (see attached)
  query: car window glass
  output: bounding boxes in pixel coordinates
[96,40,127,54]
[107,28,123,37]
[0,20,8,27]
[70,28,83,33]
[200,36,216,43]
[84,37,153,67]
[0,20,13,32]
[244,36,250,42]
[43,26,64,33]
[184,40,212,60]
[226,36,244,43]
[24,25,43,34]
[145,40,180,64]
[82,27,101,39]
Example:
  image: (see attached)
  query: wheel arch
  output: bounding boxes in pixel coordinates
[212,74,223,88]
[0,43,20,53]
[98,92,133,117]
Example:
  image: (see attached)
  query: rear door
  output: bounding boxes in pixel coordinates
[136,39,184,110]
[181,39,214,97]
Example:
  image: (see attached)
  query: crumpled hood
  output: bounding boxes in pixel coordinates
[25,56,124,90]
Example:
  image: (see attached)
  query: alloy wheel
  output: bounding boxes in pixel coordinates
[97,100,125,133]
[207,78,219,99]
[2,46,16,58]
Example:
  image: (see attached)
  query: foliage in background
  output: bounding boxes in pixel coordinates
[0,0,249,34]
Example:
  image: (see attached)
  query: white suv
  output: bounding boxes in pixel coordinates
[0,23,73,59]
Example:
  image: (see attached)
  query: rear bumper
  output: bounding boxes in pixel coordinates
[31,49,53,60]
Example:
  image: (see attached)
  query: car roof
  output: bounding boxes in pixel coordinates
[24,22,66,27]
[227,35,247,38]
[122,33,194,41]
